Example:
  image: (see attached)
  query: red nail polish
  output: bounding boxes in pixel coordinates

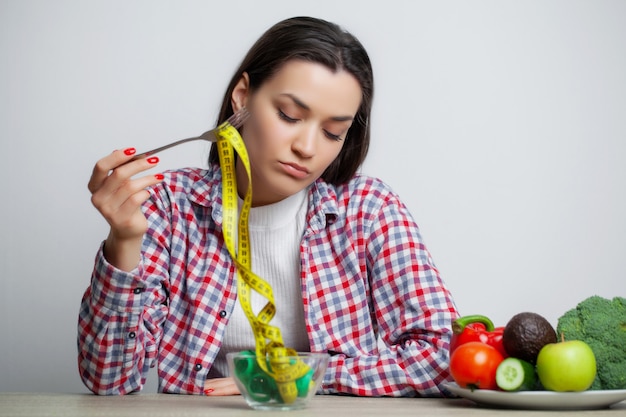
[155,174,164,180]
[147,157,159,164]
[204,389,214,395]
[123,148,136,156]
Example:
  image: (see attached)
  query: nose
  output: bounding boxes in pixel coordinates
[291,124,316,158]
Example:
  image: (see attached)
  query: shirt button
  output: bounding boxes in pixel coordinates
[194,363,203,372]
[219,310,227,318]
[128,331,136,339]
[133,288,143,294]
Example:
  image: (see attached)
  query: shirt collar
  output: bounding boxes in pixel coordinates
[186,164,224,222]
[308,179,339,231]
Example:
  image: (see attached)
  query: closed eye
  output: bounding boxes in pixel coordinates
[279,108,345,141]
[278,109,299,123]
[324,130,343,142]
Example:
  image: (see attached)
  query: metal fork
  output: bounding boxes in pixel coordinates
[131,108,249,160]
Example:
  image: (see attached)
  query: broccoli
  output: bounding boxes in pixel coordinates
[556,295,626,390]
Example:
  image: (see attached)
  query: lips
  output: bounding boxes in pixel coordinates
[280,161,310,179]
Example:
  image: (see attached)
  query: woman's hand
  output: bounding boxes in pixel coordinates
[87,148,164,271]
[204,377,240,396]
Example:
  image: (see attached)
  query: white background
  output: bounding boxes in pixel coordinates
[1,0,624,393]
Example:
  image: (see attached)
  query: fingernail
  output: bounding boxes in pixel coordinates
[155,174,164,180]
[147,156,159,164]
[123,147,136,156]
[204,389,214,395]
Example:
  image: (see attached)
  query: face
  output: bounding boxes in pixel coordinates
[232,60,362,206]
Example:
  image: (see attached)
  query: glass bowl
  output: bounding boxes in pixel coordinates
[227,350,330,411]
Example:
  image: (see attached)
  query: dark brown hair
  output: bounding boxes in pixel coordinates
[208,16,374,185]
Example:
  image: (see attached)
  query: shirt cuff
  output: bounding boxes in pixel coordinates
[90,241,147,313]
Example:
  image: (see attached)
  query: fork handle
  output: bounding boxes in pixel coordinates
[130,108,248,161]
[130,133,215,161]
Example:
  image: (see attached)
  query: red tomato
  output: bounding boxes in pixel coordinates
[449,341,504,390]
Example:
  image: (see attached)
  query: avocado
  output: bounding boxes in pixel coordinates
[503,312,557,363]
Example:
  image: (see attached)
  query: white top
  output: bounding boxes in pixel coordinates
[208,189,310,377]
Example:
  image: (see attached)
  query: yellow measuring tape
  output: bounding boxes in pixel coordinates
[215,119,310,403]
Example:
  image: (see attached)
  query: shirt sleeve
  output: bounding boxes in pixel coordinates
[77,205,170,395]
[321,188,459,397]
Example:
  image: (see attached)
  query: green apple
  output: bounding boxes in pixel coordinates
[535,340,597,391]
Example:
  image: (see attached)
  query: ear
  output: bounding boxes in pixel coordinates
[231,72,250,111]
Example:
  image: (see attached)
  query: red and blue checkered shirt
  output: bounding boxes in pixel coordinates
[77,164,459,397]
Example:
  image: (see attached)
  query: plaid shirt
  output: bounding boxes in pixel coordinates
[78,164,458,397]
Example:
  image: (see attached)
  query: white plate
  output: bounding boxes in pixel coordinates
[443,383,626,410]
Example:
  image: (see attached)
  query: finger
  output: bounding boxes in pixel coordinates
[88,148,139,194]
[92,172,163,224]
[95,164,162,207]
[204,377,240,396]
[111,173,165,218]
[89,148,160,195]
[90,155,160,206]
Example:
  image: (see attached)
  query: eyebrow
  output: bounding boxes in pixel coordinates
[280,93,354,122]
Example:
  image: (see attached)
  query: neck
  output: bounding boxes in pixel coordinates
[235,159,287,207]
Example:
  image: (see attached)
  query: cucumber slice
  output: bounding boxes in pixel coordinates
[496,357,537,391]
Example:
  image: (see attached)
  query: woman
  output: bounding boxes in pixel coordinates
[79,16,458,397]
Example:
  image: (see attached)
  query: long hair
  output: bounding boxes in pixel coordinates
[208,16,373,185]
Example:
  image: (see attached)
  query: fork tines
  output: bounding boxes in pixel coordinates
[224,107,250,129]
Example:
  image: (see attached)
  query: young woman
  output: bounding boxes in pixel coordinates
[79,16,459,398]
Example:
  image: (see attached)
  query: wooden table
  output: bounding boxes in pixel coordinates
[1,393,625,416]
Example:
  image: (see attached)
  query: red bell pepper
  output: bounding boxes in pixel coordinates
[450,314,507,358]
